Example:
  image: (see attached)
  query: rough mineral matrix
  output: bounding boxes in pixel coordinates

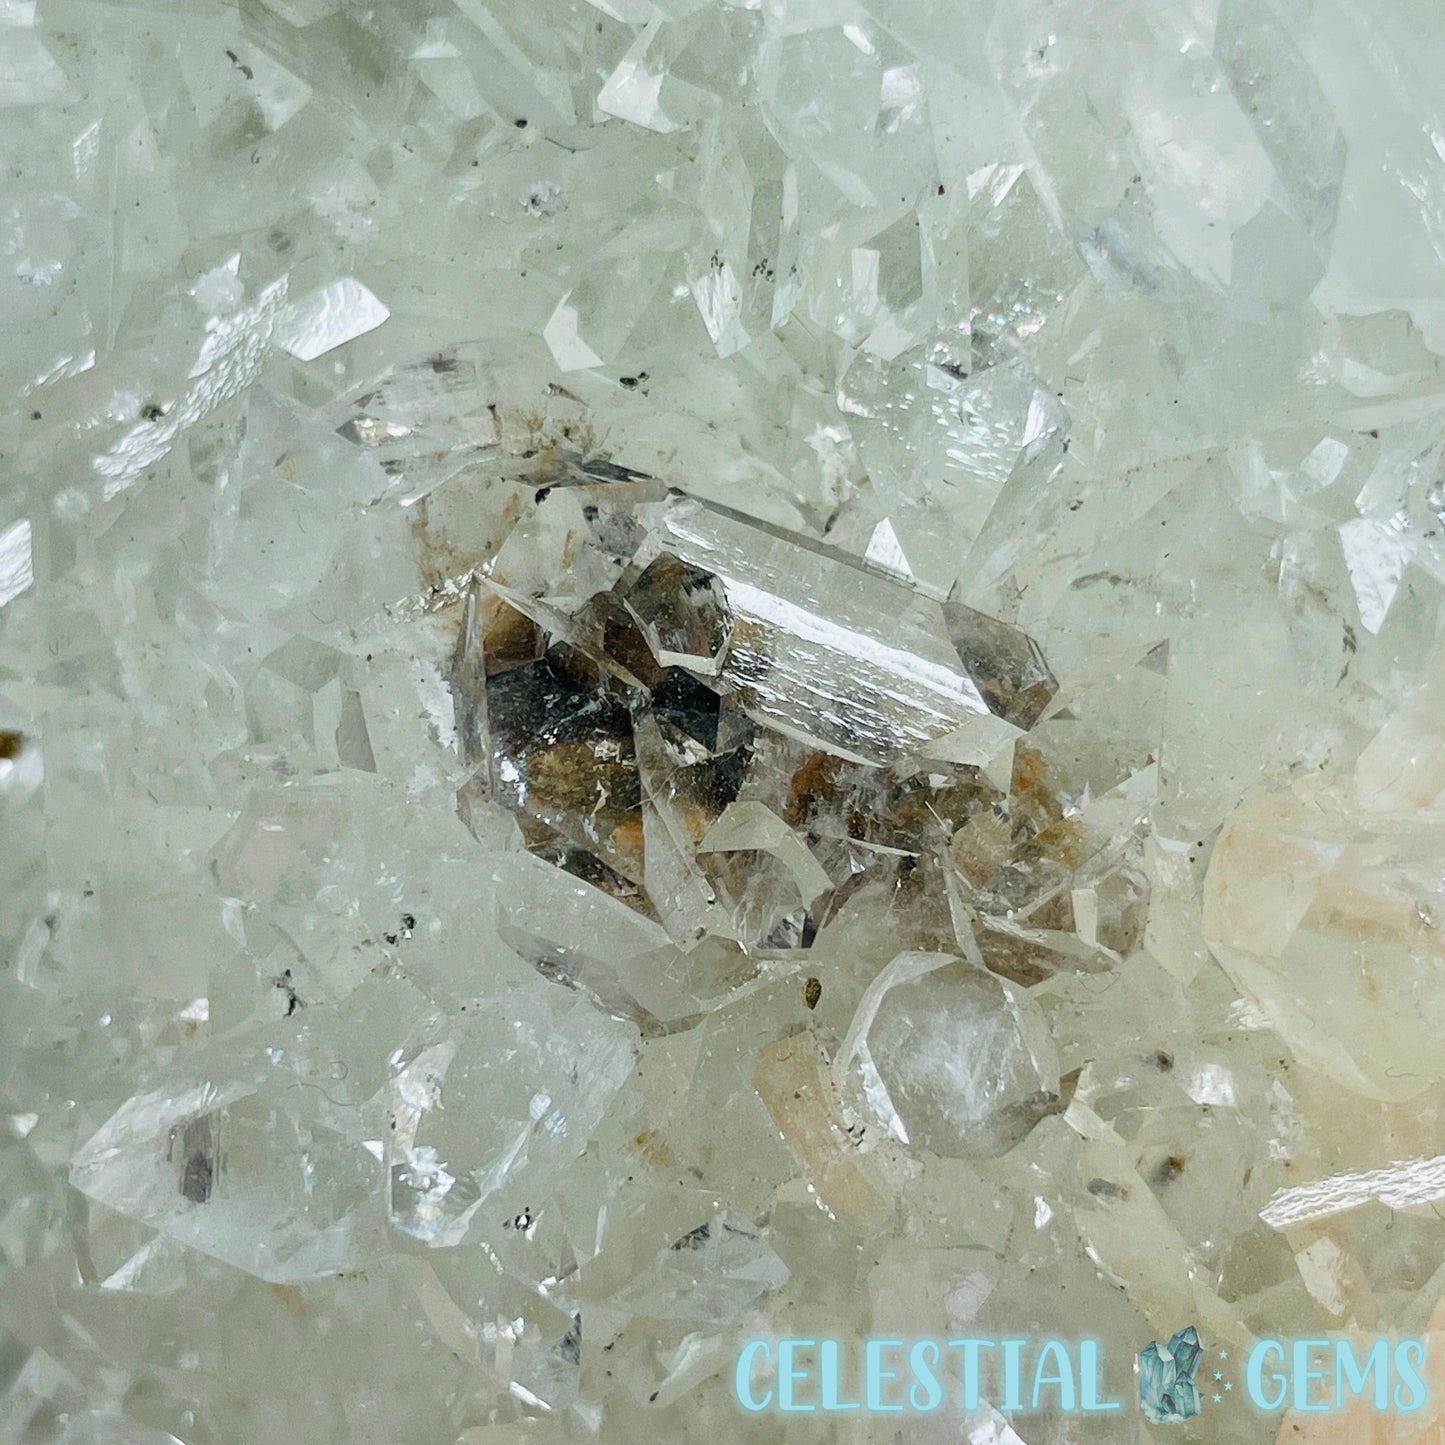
[3,0,1445,1441]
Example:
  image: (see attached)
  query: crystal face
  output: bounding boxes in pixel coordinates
[450,473,1082,958]
[7,0,1445,1441]
[386,989,639,1248]
[844,950,1063,1159]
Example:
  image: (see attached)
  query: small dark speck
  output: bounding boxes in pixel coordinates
[1151,1049,1174,1071]
[274,967,302,1016]
[649,1392,659,1403]
[30,411,41,421]
[514,117,528,128]
[803,976,822,1009]
[1086,1177,1128,1201]
[142,403,165,421]
[1151,1154,1188,1186]
[0,730,23,760]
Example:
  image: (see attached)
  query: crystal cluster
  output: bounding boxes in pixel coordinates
[5,0,1445,1442]
[448,470,1142,967]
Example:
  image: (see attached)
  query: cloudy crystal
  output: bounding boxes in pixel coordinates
[842,951,1062,1158]
[8,0,1445,1438]
[387,985,638,1247]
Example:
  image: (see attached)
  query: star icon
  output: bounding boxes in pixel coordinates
[1213,1393,1222,1403]
[1219,1349,1229,1359]
[1214,1371,1222,1380]
[1225,1382,1233,1392]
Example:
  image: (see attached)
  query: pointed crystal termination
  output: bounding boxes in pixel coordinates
[1138,1326,1204,1424]
[611,1210,790,1324]
[841,951,1062,1158]
[69,1032,374,1284]
[942,592,1058,729]
[625,554,732,676]
[450,469,1063,958]
[387,988,639,1248]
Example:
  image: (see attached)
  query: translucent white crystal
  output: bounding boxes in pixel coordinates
[70,1031,373,1284]
[612,1210,789,1324]
[842,951,1061,1158]
[0,29,66,106]
[387,985,638,1246]
[10,0,1445,1434]
[1203,766,1445,1100]
[653,492,1000,764]
[1261,1153,1445,1230]
[0,517,33,608]
[275,278,390,362]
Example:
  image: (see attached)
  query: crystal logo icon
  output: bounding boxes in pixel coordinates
[1139,1326,1204,1424]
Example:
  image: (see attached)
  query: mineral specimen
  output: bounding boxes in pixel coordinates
[386,988,639,1248]
[447,466,1155,1012]
[1203,724,1445,1100]
[6,0,1445,1441]
[838,949,1062,1158]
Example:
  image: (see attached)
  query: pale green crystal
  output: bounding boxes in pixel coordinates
[5,0,1445,1441]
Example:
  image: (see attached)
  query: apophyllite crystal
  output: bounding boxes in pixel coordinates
[449,465,1078,950]
[6,0,1445,1441]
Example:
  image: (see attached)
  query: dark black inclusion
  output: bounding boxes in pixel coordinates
[650,668,722,750]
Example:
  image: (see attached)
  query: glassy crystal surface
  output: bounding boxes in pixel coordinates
[387,988,639,1247]
[6,0,1445,1441]
[612,1211,790,1325]
[843,950,1062,1158]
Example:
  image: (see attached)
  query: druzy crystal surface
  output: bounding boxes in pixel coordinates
[6,0,1445,1442]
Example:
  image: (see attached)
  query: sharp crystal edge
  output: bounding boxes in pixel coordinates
[6,0,1445,1439]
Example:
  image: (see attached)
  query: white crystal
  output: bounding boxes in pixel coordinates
[0,517,33,608]
[70,1031,373,1283]
[841,951,1061,1158]
[275,278,390,362]
[612,1211,790,1324]
[387,985,638,1246]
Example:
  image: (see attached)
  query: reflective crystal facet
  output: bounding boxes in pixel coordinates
[9,0,1445,1437]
